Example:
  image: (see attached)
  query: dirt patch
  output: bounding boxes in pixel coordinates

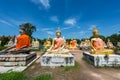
[25,51,120,80]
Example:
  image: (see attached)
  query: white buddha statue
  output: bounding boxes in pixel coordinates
[35,39,39,49]
[6,39,14,47]
[32,39,35,48]
[107,39,114,48]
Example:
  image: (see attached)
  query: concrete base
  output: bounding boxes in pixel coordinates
[0,52,37,66]
[41,52,74,66]
[0,56,39,73]
[83,52,120,67]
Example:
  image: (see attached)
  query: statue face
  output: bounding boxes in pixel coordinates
[56,32,61,38]
[93,32,98,38]
[19,29,24,35]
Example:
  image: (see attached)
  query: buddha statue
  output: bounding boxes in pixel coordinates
[65,40,70,49]
[107,39,114,48]
[91,27,114,54]
[0,40,1,46]
[117,41,120,47]
[5,39,14,47]
[85,37,90,47]
[47,27,69,54]
[44,36,51,48]
[32,39,35,48]
[80,41,85,48]
[69,38,78,50]
[35,39,40,49]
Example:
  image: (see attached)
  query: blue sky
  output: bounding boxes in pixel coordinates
[0,0,120,39]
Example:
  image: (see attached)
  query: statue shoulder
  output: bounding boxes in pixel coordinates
[91,38,96,41]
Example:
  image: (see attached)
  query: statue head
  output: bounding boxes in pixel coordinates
[93,27,99,38]
[19,26,25,35]
[56,27,61,38]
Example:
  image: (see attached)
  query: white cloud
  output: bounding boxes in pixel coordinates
[0,19,14,27]
[41,28,54,35]
[50,16,59,22]
[41,28,53,31]
[46,31,54,35]
[31,0,50,9]
[88,25,96,30]
[64,18,76,25]
[61,26,73,30]
[40,0,50,9]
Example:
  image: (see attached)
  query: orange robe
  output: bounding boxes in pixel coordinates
[52,38,64,50]
[93,38,105,50]
[70,41,75,47]
[16,34,30,50]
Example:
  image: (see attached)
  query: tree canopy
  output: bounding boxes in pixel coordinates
[19,23,36,38]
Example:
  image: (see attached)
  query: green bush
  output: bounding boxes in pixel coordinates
[0,72,28,80]
[34,74,52,80]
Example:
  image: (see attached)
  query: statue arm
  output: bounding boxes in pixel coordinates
[91,39,96,51]
[0,45,16,53]
[49,39,54,50]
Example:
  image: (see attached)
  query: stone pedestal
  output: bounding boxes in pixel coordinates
[0,52,36,66]
[41,53,74,66]
[83,52,120,67]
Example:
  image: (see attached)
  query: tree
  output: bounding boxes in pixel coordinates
[107,34,119,46]
[1,36,10,46]
[19,23,36,38]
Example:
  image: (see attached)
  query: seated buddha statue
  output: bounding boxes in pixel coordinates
[107,39,114,49]
[85,37,90,47]
[47,27,69,54]
[34,39,40,49]
[65,41,70,49]
[80,41,85,48]
[117,41,120,48]
[5,39,14,47]
[0,26,31,54]
[44,36,51,48]
[91,27,114,54]
[32,39,35,48]
[69,38,78,50]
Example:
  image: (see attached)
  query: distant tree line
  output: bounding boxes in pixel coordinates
[0,22,120,47]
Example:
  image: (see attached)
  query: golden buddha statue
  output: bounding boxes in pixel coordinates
[47,27,69,54]
[44,36,51,48]
[91,27,114,54]
[85,37,90,47]
[65,40,70,49]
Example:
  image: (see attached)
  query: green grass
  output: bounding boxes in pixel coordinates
[0,72,53,80]
[64,61,80,71]
[0,71,28,80]
[34,74,52,80]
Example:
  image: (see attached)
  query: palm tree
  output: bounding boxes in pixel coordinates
[19,23,36,38]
